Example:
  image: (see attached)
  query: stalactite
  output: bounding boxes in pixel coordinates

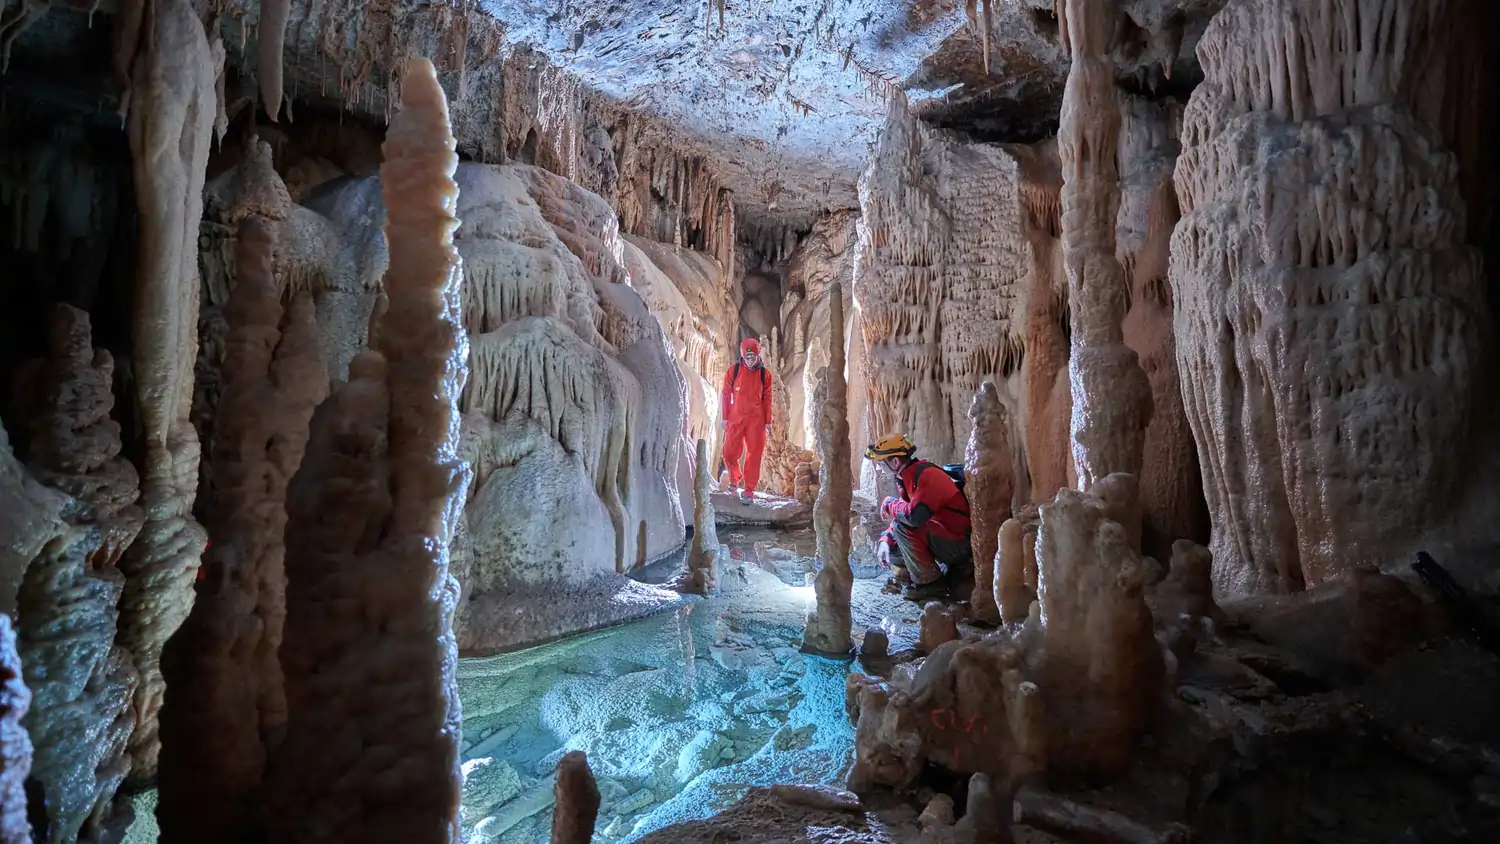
[118,0,218,783]
[257,0,291,121]
[157,139,327,844]
[262,57,469,843]
[802,283,852,655]
[1057,0,1153,493]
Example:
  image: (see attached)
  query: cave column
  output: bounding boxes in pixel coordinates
[1057,0,1153,492]
[117,0,219,784]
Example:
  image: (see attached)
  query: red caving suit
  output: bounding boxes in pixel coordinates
[720,361,772,495]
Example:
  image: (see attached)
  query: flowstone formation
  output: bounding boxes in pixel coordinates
[855,94,1030,466]
[621,235,738,449]
[117,0,217,782]
[1056,0,1154,490]
[9,307,142,842]
[156,139,328,843]
[1171,0,1492,594]
[0,421,65,619]
[260,58,469,842]
[802,284,853,657]
[845,475,1162,790]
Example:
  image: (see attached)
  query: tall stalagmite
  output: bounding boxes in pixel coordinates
[679,438,720,595]
[964,381,1018,625]
[1057,0,1153,490]
[157,140,328,843]
[11,307,142,842]
[262,58,470,842]
[119,0,218,782]
[803,283,853,656]
[1171,0,1491,593]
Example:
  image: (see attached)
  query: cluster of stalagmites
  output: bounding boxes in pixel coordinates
[846,473,1223,818]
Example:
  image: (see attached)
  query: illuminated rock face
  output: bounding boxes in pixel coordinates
[1172,0,1493,594]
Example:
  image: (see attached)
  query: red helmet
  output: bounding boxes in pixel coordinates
[740,338,761,356]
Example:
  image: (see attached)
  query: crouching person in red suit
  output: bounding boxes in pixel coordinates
[865,433,973,602]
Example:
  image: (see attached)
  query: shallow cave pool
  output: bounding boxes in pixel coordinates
[121,526,915,843]
[458,525,913,844]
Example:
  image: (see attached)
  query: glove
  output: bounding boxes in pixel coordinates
[880,496,900,521]
[876,542,891,569]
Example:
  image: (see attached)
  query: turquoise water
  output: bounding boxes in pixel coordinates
[123,527,912,843]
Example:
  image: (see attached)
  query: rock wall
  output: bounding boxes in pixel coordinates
[855,94,1030,466]
[1172,0,1493,594]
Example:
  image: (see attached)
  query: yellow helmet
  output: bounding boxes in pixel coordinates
[864,433,915,461]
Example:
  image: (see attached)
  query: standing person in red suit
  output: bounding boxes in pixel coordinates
[721,337,772,500]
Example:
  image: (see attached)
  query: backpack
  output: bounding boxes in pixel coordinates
[910,461,969,502]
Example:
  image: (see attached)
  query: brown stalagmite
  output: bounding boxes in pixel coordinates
[677,438,720,595]
[802,282,853,656]
[1057,0,1153,491]
[262,57,470,843]
[0,615,31,844]
[549,751,600,844]
[997,519,1031,624]
[10,307,141,841]
[1035,476,1163,777]
[258,0,291,121]
[1171,0,1490,593]
[964,381,1017,625]
[119,0,217,783]
[157,140,327,843]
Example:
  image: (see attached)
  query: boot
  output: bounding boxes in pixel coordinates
[902,579,950,602]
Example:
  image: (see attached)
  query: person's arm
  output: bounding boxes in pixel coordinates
[886,470,935,529]
[720,367,734,423]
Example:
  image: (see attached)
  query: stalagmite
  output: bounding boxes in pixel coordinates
[917,603,958,652]
[1171,0,1490,593]
[10,306,141,841]
[802,283,853,656]
[676,438,720,595]
[1035,477,1163,777]
[261,57,470,843]
[157,138,327,843]
[0,616,31,844]
[964,381,1017,625]
[1057,0,1154,490]
[119,0,217,783]
[996,519,1031,624]
[1150,540,1224,626]
[549,751,600,844]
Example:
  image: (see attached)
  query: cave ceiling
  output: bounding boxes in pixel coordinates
[2,0,1223,229]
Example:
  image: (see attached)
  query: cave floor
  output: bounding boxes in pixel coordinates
[455,525,916,844]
